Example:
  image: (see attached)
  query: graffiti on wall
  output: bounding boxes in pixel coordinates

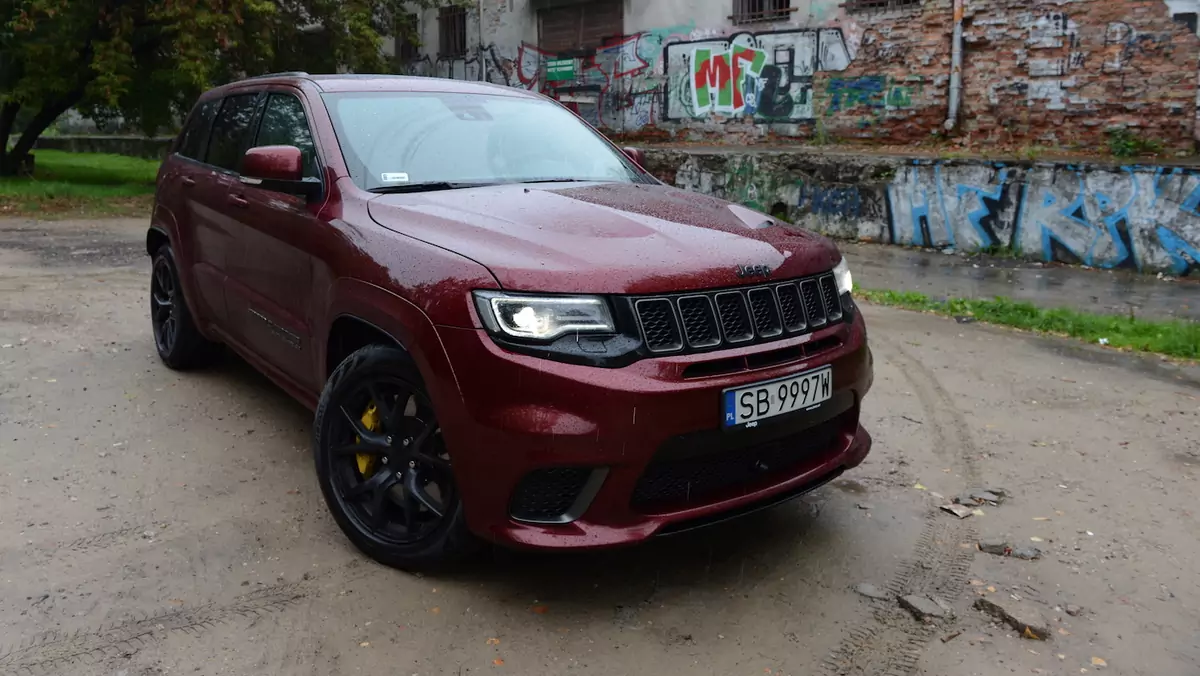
[674,156,1200,275]
[664,29,853,122]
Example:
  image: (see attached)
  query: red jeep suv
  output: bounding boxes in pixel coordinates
[148,73,873,568]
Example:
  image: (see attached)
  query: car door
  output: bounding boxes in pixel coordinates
[159,97,231,328]
[222,90,324,392]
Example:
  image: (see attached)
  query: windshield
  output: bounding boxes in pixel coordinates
[322,91,646,191]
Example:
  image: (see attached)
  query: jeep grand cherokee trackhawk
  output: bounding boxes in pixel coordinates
[148,73,873,569]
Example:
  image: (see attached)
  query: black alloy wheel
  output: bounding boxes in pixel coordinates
[149,244,216,370]
[151,256,179,354]
[314,345,479,569]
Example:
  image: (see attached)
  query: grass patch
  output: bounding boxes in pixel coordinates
[859,289,1200,360]
[0,150,159,218]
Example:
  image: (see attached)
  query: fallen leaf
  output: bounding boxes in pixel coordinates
[914,483,927,491]
[1030,536,1044,542]
[971,508,985,516]
[487,637,501,645]
[986,586,996,592]
[169,598,184,605]
[1058,628,1071,636]
[531,605,549,614]
[1033,517,1051,521]
[969,579,985,586]
[359,641,370,647]
[493,659,505,666]
[430,607,441,614]
[1023,627,1039,640]
[1091,657,1107,668]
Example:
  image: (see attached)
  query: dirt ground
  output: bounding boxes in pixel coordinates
[0,217,1197,676]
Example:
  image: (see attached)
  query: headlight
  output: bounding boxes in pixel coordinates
[833,257,853,295]
[474,292,615,341]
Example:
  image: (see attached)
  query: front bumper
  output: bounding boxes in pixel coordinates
[434,313,873,550]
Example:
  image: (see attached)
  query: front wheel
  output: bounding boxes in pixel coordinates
[313,345,480,569]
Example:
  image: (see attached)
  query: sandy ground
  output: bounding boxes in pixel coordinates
[0,217,1196,676]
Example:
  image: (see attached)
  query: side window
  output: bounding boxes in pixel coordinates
[254,94,319,179]
[206,93,262,172]
[176,99,219,161]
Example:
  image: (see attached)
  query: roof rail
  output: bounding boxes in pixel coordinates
[244,71,311,80]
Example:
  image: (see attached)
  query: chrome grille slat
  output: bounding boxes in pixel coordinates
[631,271,845,355]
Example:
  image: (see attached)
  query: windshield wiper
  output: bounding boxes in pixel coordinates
[368,181,496,194]
[516,178,596,185]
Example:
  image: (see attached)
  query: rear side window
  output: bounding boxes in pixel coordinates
[254,94,320,179]
[176,99,219,161]
[206,93,262,172]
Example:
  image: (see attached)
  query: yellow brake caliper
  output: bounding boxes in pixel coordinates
[357,403,381,476]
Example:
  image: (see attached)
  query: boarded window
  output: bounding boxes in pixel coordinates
[538,0,623,54]
[395,13,420,66]
[844,0,921,13]
[438,6,467,58]
[732,0,793,24]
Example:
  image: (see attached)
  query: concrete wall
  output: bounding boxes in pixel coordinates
[33,135,173,160]
[394,0,1200,150]
[642,148,1200,276]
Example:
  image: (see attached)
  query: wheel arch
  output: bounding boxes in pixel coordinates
[325,314,406,378]
[146,226,170,256]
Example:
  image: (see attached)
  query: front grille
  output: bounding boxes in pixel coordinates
[634,298,683,352]
[633,272,843,355]
[509,468,590,522]
[632,414,844,509]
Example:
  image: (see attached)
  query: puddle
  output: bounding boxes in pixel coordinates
[832,478,869,494]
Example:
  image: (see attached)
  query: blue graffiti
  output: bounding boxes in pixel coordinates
[956,168,1009,249]
[826,76,886,113]
[798,183,862,218]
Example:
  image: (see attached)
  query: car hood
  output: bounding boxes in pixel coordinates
[367,182,841,294]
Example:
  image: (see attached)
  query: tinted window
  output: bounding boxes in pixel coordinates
[206,94,261,172]
[176,99,219,161]
[254,94,319,179]
[323,92,642,191]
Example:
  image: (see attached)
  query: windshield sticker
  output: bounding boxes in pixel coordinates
[380,172,410,183]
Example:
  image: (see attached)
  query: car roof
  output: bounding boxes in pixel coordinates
[205,73,539,99]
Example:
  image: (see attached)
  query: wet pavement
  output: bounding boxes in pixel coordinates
[841,240,1200,323]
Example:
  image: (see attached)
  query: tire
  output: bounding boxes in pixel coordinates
[150,244,217,370]
[313,344,480,570]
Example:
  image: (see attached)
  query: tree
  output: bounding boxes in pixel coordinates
[0,0,441,176]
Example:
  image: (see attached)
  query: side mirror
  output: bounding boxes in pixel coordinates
[241,145,320,199]
[622,146,645,168]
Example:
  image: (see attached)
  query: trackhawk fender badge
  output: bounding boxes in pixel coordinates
[736,264,772,278]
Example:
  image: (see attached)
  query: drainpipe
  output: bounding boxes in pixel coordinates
[477,0,486,81]
[945,0,964,131]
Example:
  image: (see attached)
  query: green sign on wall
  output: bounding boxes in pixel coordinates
[546,58,575,82]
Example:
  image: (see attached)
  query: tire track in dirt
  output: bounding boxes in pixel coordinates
[822,336,979,676]
[0,583,305,675]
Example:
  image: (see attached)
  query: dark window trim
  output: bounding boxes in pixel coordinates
[843,0,921,13]
[201,92,267,176]
[731,0,795,25]
[174,97,220,162]
[252,91,327,185]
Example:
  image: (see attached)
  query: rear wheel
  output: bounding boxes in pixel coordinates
[150,245,216,369]
[313,345,479,569]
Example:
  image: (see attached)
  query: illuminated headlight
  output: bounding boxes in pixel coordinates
[833,257,853,295]
[474,292,615,341]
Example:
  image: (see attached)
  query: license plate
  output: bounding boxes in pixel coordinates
[722,367,832,428]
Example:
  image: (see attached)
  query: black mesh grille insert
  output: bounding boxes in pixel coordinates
[800,279,827,328]
[747,287,783,338]
[818,274,843,321]
[632,416,843,509]
[677,296,720,348]
[636,298,683,352]
[510,468,590,522]
[715,292,753,342]
[776,283,806,332]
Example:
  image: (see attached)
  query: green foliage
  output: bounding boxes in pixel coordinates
[1106,128,1164,159]
[858,289,1200,360]
[0,0,447,174]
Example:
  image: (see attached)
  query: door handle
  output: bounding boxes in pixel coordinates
[181,176,196,187]
[228,195,249,209]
